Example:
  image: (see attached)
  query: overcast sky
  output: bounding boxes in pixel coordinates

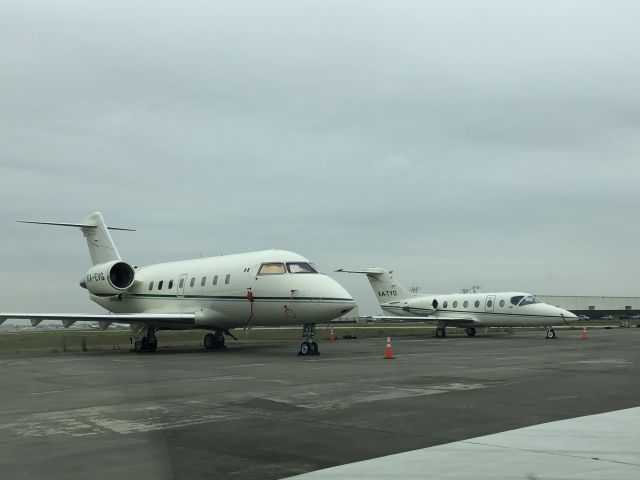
[2,1,640,315]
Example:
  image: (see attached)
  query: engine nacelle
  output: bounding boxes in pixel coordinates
[81,260,135,296]
[403,297,438,315]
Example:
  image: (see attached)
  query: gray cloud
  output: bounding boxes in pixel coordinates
[2,1,640,314]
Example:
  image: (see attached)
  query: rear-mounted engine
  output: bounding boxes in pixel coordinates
[80,260,135,296]
[403,297,438,315]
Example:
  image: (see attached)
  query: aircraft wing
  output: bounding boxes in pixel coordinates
[0,313,196,329]
[364,315,480,327]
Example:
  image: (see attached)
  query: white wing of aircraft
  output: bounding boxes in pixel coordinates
[1,212,355,355]
[337,268,576,339]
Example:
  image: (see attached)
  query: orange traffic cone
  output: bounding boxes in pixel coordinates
[328,327,335,342]
[580,328,589,340]
[384,336,394,359]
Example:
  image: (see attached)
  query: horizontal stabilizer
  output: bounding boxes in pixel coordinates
[335,268,387,275]
[337,267,415,302]
[17,220,135,231]
[19,212,133,265]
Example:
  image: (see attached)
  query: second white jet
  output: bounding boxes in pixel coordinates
[338,268,577,339]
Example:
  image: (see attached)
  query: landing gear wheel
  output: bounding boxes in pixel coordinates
[204,333,215,350]
[146,334,158,352]
[132,328,158,353]
[435,328,447,338]
[546,328,557,339]
[299,341,312,356]
[465,328,476,337]
[298,323,317,356]
[214,330,226,348]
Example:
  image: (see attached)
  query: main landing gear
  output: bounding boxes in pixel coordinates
[204,329,236,350]
[436,326,477,338]
[132,328,158,352]
[298,323,319,356]
[545,328,557,339]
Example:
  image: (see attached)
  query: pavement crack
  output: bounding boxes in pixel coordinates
[463,440,640,467]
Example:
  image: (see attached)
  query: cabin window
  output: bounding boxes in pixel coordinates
[258,263,285,275]
[158,280,164,290]
[499,299,505,307]
[179,278,184,288]
[168,280,174,289]
[443,301,448,309]
[190,277,195,288]
[286,262,317,274]
[487,300,493,308]
[225,274,231,284]
[463,300,469,308]
[453,300,458,308]
[213,275,218,285]
[510,295,524,306]
[474,300,480,308]
[148,281,154,291]
[201,276,206,287]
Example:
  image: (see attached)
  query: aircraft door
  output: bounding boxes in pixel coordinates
[177,273,188,297]
[485,295,496,312]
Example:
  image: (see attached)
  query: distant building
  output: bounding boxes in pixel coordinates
[536,295,640,320]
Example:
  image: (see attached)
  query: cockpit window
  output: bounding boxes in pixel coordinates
[258,263,285,275]
[519,295,541,306]
[510,295,524,306]
[286,262,317,274]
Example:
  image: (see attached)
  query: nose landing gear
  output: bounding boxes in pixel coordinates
[545,328,557,339]
[298,323,319,356]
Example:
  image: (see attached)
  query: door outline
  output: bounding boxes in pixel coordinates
[177,273,188,297]
[485,295,496,312]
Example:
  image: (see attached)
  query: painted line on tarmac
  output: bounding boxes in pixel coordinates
[221,363,268,369]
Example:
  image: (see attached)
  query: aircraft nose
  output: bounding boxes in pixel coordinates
[560,308,577,321]
[324,276,356,315]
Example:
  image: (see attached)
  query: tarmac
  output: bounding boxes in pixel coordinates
[286,406,640,479]
[0,328,639,479]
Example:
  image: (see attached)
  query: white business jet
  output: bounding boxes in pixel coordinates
[337,268,577,338]
[0,212,355,355]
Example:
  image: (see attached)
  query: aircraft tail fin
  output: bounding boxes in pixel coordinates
[17,212,135,266]
[336,268,415,303]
